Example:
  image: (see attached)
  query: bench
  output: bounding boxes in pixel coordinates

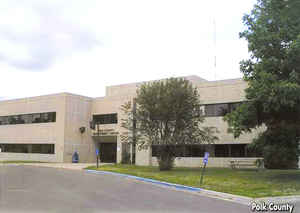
[230,159,258,169]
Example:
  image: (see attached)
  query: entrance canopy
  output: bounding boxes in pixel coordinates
[93,135,117,143]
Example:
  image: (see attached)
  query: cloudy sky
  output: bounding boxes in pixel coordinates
[0,0,256,100]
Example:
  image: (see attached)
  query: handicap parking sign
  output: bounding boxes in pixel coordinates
[96,148,99,156]
[203,152,209,164]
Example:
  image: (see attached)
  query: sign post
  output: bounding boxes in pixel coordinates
[200,152,209,185]
[96,148,99,168]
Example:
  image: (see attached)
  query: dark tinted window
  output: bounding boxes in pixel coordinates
[204,102,243,117]
[0,144,55,154]
[93,113,118,124]
[0,112,56,125]
[152,145,206,157]
[215,144,230,157]
[214,144,262,157]
[185,145,206,157]
[231,144,246,157]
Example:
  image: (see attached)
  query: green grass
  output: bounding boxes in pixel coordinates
[0,160,47,163]
[86,164,300,198]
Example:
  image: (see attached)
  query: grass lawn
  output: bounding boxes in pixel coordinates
[86,164,300,198]
[0,160,47,163]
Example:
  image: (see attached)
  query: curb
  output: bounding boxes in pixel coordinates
[85,169,202,192]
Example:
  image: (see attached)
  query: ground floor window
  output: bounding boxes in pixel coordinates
[214,144,262,157]
[152,144,262,158]
[0,144,55,154]
[214,144,229,157]
[152,145,206,157]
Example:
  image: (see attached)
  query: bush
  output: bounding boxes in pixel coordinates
[252,126,299,169]
[157,155,175,171]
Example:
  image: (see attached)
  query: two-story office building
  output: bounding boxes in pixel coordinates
[0,76,263,167]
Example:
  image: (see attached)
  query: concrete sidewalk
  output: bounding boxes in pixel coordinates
[20,163,109,170]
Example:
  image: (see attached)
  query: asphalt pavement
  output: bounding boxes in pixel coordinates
[0,165,291,213]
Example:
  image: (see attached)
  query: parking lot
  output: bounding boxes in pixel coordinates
[0,165,250,213]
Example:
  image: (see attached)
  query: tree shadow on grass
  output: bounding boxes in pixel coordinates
[267,173,300,182]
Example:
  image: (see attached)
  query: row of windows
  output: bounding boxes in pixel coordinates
[91,102,242,125]
[214,144,262,157]
[0,112,56,125]
[152,145,206,157]
[0,102,240,127]
[93,113,118,125]
[152,144,262,158]
[0,144,55,154]
[203,102,242,117]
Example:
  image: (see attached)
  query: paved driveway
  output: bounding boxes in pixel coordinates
[0,165,257,212]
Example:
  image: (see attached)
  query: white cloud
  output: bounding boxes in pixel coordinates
[0,0,256,99]
[0,0,100,71]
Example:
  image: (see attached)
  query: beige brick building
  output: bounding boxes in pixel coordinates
[0,75,263,167]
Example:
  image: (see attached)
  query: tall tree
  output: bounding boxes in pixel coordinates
[224,0,300,169]
[121,78,218,170]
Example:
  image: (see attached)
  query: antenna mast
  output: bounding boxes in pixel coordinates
[213,18,217,80]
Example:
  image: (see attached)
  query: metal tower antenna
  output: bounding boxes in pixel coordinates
[213,18,217,80]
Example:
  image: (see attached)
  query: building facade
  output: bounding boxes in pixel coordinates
[0,76,263,167]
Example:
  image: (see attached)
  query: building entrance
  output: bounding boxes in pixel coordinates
[99,143,117,163]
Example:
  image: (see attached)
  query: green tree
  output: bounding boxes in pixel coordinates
[121,78,218,171]
[224,0,300,169]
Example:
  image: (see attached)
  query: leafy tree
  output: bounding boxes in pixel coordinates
[224,0,300,169]
[121,78,218,170]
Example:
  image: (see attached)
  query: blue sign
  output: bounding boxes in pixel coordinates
[96,148,99,156]
[203,152,209,164]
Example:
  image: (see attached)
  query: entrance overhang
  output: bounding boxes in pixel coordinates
[92,135,117,143]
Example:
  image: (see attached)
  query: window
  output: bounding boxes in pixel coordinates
[205,104,229,117]
[20,114,32,124]
[93,113,118,124]
[0,144,55,154]
[186,145,206,157]
[0,116,9,125]
[204,102,243,117]
[152,145,206,157]
[214,144,262,157]
[0,112,56,126]
[246,147,263,157]
[229,102,241,112]
[215,144,230,157]
[231,144,246,157]
[152,145,159,157]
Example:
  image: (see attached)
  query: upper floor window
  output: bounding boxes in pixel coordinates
[93,113,118,124]
[0,112,56,126]
[204,102,243,117]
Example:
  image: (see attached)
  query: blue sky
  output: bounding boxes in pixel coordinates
[0,0,257,100]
